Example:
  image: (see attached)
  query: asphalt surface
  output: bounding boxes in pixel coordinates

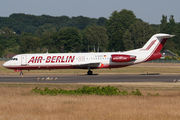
[0,74,179,83]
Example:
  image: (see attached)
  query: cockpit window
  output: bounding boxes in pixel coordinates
[11,58,18,61]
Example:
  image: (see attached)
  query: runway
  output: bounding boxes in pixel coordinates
[0,74,179,83]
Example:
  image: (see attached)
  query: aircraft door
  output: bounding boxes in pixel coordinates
[21,55,27,66]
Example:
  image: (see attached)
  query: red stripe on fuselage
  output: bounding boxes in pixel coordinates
[6,65,73,70]
[5,63,135,70]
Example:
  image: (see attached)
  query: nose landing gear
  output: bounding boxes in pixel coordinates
[14,69,23,77]
[20,72,23,77]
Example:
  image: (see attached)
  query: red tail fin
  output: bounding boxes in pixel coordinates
[142,34,175,62]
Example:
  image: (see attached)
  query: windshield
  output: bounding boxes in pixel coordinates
[11,58,18,61]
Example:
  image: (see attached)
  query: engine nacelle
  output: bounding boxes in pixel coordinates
[111,54,136,62]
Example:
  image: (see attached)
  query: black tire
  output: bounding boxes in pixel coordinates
[87,71,93,75]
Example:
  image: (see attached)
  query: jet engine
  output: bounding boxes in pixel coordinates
[111,54,136,62]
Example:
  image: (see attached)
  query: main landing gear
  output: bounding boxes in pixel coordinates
[87,70,93,75]
[87,67,93,75]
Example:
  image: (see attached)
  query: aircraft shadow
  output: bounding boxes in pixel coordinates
[85,74,99,75]
[140,73,160,75]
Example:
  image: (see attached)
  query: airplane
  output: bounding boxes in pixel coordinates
[3,33,175,76]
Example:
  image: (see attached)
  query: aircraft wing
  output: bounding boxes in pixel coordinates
[71,62,101,68]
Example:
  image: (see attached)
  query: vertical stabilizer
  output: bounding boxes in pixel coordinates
[141,33,175,61]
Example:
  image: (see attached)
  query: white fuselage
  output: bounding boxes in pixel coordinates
[3,33,174,72]
[3,49,149,70]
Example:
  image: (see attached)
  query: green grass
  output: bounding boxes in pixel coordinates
[1,65,180,75]
[1,82,180,91]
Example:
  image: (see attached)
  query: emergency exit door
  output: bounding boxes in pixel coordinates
[21,55,27,66]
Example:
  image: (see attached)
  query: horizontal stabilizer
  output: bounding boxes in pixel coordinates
[156,34,175,38]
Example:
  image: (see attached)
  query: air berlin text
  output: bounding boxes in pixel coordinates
[28,56,75,63]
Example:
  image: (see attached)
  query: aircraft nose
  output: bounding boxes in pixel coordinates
[3,62,8,68]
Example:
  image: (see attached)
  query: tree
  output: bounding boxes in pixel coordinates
[79,30,89,52]
[0,27,15,39]
[97,17,107,26]
[160,15,167,33]
[159,15,180,54]
[19,33,41,53]
[41,32,57,52]
[172,23,180,55]
[123,21,157,50]
[55,28,82,52]
[106,9,137,51]
[0,34,6,47]
[160,15,176,34]
[0,44,4,57]
[72,16,90,30]
[1,13,108,36]
[36,23,57,36]
[85,25,108,52]
[0,27,20,54]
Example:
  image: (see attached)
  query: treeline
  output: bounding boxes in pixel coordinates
[0,9,180,57]
[0,13,106,34]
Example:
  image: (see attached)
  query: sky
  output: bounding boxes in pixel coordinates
[0,0,179,24]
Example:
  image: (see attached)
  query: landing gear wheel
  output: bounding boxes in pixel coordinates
[87,70,93,75]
